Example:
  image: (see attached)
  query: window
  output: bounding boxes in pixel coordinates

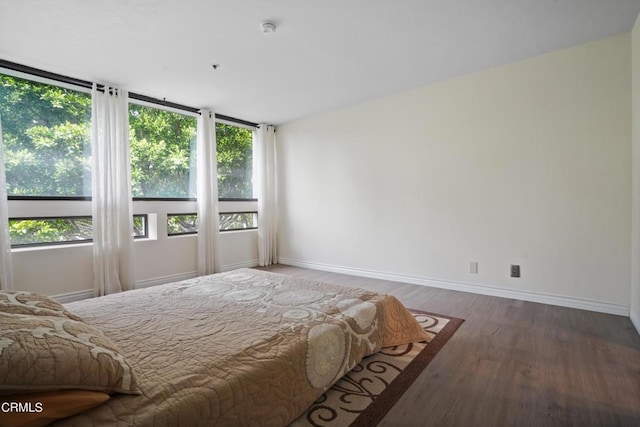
[167,213,197,236]
[0,73,92,198]
[1,72,95,248]
[9,215,148,247]
[220,212,257,231]
[129,103,197,199]
[216,122,254,199]
[167,212,257,236]
[1,66,259,248]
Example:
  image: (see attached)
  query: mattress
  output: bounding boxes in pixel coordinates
[57,268,428,426]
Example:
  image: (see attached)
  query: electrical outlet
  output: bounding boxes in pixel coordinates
[469,262,478,274]
[510,264,520,278]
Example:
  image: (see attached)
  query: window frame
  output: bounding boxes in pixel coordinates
[8,214,149,248]
[1,60,260,250]
[166,212,198,236]
[215,119,256,201]
[219,211,258,232]
[166,211,258,236]
[0,68,259,204]
[0,69,93,200]
[128,99,200,201]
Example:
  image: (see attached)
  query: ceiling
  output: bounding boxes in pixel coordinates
[1,0,639,125]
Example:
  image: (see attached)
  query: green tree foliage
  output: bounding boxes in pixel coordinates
[129,104,197,198]
[8,216,146,246]
[167,212,256,235]
[167,214,198,235]
[9,217,92,245]
[128,109,254,199]
[0,74,92,196]
[216,123,253,198]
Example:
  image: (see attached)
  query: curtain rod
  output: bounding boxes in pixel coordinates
[0,58,259,128]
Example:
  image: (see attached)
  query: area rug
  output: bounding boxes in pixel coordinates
[290,310,464,427]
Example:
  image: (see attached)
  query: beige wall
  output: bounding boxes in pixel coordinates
[632,18,640,332]
[277,34,631,313]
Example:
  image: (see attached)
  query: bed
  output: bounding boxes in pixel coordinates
[0,268,428,426]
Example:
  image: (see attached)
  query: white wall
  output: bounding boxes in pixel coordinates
[277,34,632,314]
[631,19,640,332]
[11,199,258,297]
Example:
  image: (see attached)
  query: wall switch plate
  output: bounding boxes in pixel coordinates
[510,264,520,278]
[469,261,478,274]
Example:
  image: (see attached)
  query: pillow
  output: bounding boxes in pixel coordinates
[0,311,139,396]
[0,291,83,321]
[0,390,110,427]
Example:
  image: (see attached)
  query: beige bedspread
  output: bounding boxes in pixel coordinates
[58,269,427,426]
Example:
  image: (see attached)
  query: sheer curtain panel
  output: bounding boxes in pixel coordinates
[256,125,277,266]
[91,84,135,296]
[197,110,221,275]
[0,114,13,290]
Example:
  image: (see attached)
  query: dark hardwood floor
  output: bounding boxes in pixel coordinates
[261,265,640,427]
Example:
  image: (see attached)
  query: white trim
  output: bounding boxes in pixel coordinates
[0,67,92,95]
[220,259,259,272]
[52,289,94,304]
[216,117,256,131]
[278,258,630,317]
[631,311,640,335]
[129,98,199,118]
[134,271,198,289]
[53,272,199,302]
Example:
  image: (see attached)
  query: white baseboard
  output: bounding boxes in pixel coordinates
[631,310,640,335]
[135,271,198,289]
[136,260,259,289]
[220,259,260,272]
[52,289,95,304]
[278,257,630,317]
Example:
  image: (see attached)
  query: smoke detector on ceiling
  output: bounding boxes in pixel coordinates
[261,21,277,34]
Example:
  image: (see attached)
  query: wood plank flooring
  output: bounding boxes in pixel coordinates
[260,265,640,427]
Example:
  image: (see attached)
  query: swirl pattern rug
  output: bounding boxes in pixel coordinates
[290,311,464,427]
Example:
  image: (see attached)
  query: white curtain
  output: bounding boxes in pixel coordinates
[196,110,221,275]
[91,84,135,297]
[255,124,277,266]
[0,114,13,291]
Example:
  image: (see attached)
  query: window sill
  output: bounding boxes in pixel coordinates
[220,228,258,234]
[11,241,93,252]
[11,236,157,252]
